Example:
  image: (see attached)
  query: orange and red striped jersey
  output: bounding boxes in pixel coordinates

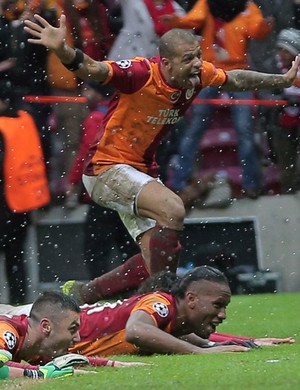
[0,315,37,363]
[84,56,227,178]
[70,292,177,356]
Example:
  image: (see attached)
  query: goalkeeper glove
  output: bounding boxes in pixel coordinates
[0,350,12,380]
[23,353,89,379]
[24,363,74,379]
[51,353,89,369]
[0,350,12,367]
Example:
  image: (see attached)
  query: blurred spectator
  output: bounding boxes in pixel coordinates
[294,0,300,29]
[65,80,138,277]
[175,0,198,11]
[0,0,17,83]
[103,0,123,36]
[0,80,50,304]
[273,28,300,193]
[162,0,273,200]
[47,0,114,201]
[249,0,295,164]
[108,0,185,60]
[250,0,295,74]
[1,0,56,181]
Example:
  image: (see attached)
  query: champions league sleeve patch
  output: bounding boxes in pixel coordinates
[153,302,169,318]
[3,330,17,350]
[116,60,132,69]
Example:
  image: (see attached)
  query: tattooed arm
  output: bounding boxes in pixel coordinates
[224,54,300,91]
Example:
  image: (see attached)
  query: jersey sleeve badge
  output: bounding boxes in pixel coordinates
[3,330,17,350]
[153,302,169,318]
[116,60,132,69]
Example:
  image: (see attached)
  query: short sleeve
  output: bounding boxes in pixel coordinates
[201,61,227,88]
[0,322,19,351]
[102,58,151,94]
[131,293,174,328]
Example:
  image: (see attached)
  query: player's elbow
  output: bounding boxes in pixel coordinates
[125,323,144,345]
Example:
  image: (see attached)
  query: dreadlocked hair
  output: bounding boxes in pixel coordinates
[172,265,229,298]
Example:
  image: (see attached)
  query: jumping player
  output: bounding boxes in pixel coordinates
[24,14,300,305]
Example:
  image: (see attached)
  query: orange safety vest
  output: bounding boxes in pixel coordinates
[0,110,50,212]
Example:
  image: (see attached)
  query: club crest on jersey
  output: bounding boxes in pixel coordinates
[170,91,181,103]
[153,302,169,317]
[116,60,131,69]
[3,331,17,349]
[185,88,195,100]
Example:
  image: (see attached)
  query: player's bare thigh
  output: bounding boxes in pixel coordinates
[82,165,185,230]
[137,181,185,230]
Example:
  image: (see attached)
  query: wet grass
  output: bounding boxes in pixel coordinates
[1,292,299,390]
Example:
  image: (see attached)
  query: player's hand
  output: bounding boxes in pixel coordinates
[0,350,12,367]
[24,354,90,379]
[283,54,300,87]
[38,362,74,379]
[51,353,89,369]
[201,345,250,353]
[253,337,295,346]
[24,13,67,52]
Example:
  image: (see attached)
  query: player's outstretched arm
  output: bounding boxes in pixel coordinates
[253,337,295,346]
[24,14,109,82]
[125,311,249,354]
[225,54,300,91]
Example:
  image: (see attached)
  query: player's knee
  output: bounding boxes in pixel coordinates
[160,195,185,228]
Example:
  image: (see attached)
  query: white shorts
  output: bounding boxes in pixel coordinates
[82,165,162,241]
[0,304,32,316]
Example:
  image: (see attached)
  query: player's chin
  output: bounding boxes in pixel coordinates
[205,324,216,338]
[52,347,70,358]
[196,327,214,339]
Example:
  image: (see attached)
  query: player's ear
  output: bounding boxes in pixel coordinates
[186,291,197,309]
[40,318,51,335]
[161,57,171,69]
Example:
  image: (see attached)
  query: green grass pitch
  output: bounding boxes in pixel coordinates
[1,292,299,390]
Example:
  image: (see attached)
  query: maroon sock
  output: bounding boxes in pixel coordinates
[91,253,149,298]
[149,225,182,274]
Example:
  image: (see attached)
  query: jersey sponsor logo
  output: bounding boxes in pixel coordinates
[146,108,182,125]
[116,60,132,69]
[3,330,17,349]
[153,302,169,318]
[185,88,195,100]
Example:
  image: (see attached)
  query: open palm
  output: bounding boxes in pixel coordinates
[24,14,67,52]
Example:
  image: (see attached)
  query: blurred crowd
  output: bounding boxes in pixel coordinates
[0,0,300,303]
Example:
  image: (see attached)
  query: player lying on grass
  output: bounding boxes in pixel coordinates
[0,291,148,380]
[1,267,294,362]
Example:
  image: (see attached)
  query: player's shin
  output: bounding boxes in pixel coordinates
[148,225,182,274]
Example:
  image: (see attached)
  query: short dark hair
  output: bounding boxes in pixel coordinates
[29,291,81,323]
[159,28,197,59]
